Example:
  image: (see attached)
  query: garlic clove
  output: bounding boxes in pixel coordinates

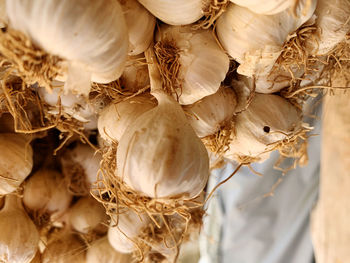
[155,24,229,105]
[0,133,33,195]
[0,195,39,263]
[87,237,132,263]
[69,196,108,235]
[98,94,156,143]
[119,0,156,56]
[183,87,237,138]
[23,169,72,221]
[138,0,207,26]
[116,90,209,199]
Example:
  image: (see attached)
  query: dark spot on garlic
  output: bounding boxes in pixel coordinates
[263,126,270,133]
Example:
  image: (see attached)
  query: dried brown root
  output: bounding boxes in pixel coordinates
[0,28,64,90]
[61,159,89,196]
[202,119,235,157]
[154,40,182,101]
[193,0,229,30]
[91,146,204,262]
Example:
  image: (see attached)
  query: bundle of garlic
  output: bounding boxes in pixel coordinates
[4,0,128,94]
[0,133,33,195]
[0,195,39,263]
[155,24,229,105]
[86,237,132,263]
[23,169,72,222]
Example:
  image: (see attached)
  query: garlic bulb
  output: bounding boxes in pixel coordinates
[224,93,301,161]
[119,0,155,55]
[108,210,150,253]
[42,233,86,263]
[116,90,209,199]
[216,1,316,77]
[87,237,132,263]
[230,0,294,15]
[6,0,128,93]
[69,197,108,234]
[0,195,39,263]
[0,133,33,195]
[138,0,207,25]
[98,94,156,143]
[305,0,350,56]
[156,24,229,105]
[61,143,102,187]
[120,55,150,92]
[38,86,98,130]
[23,170,72,220]
[183,87,237,138]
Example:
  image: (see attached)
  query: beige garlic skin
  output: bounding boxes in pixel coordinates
[120,55,150,92]
[87,237,132,263]
[0,195,39,263]
[230,0,294,15]
[30,251,41,263]
[119,0,155,55]
[216,1,316,78]
[0,133,33,195]
[108,210,150,253]
[183,87,237,138]
[117,91,209,199]
[224,93,301,161]
[138,0,207,25]
[306,0,350,56]
[69,196,108,235]
[6,0,128,93]
[23,170,72,220]
[98,94,156,143]
[42,233,86,263]
[0,0,7,28]
[156,25,229,105]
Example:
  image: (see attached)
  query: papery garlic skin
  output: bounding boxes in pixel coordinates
[216,1,316,77]
[69,197,108,234]
[108,210,150,253]
[0,0,7,28]
[224,93,301,161]
[87,237,132,263]
[23,170,72,220]
[98,94,156,143]
[117,91,209,199]
[119,0,155,55]
[120,55,150,92]
[6,0,128,85]
[38,86,98,130]
[0,195,39,263]
[305,0,350,56]
[156,25,229,105]
[138,0,206,26]
[0,133,33,195]
[183,87,237,138]
[42,233,86,263]
[230,0,294,15]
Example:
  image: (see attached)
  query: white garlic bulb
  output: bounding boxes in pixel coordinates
[0,195,39,263]
[230,0,294,15]
[42,233,86,263]
[69,197,108,234]
[138,0,207,25]
[38,86,98,130]
[108,210,150,253]
[156,24,229,105]
[62,143,102,187]
[305,0,350,56]
[116,90,209,199]
[119,0,156,55]
[87,237,132,263]
[183,87,237,138]
[6,0,128,93]
[23,170,72,220]
[98,94,156,143]
[120,55,150,92]
[224,93,301,161]
[0,133,33,195]
[216,1,317,77]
